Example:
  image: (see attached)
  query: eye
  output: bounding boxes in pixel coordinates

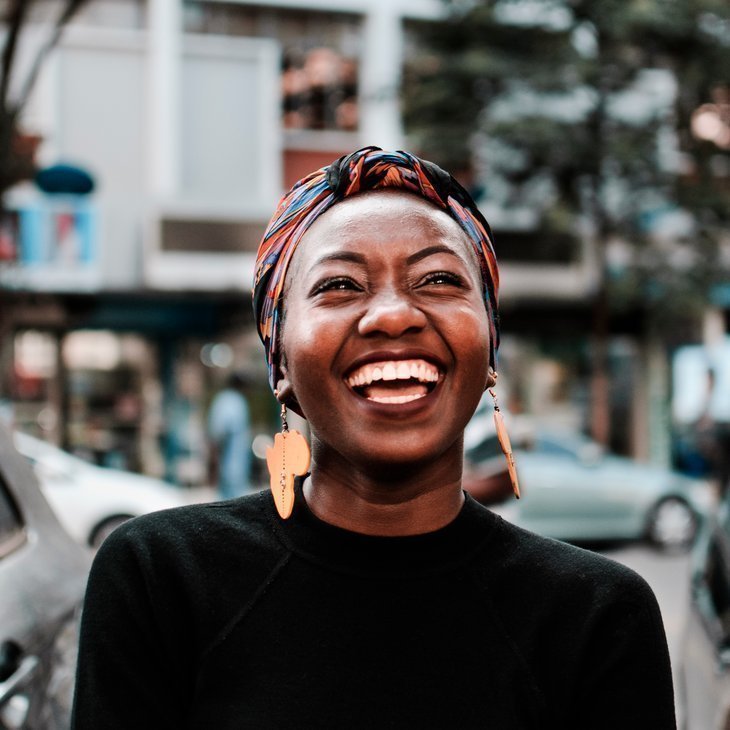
[419,271,465,287]
[311,276,362,295]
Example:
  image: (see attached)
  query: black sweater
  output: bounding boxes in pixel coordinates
[71,486,676,729]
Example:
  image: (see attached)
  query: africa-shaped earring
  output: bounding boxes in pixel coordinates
[488,376,521,499]
[266,398,311,519]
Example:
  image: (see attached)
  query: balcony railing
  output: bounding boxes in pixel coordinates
[0,196,100,291]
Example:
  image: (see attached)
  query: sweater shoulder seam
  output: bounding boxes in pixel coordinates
[197,550,291,670]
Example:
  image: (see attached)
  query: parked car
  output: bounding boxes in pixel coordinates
[679,492,730,730]
[464,421,715,550]
[0,422,89,729]
[13,432,189,549]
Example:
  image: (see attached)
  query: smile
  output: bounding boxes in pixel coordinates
[345,359,442,404]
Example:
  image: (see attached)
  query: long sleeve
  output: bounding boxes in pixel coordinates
[71,526,189,729]
[570,577,676,729]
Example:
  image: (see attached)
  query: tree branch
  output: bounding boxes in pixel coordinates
[0,0,33,111]
[16,0,92,110]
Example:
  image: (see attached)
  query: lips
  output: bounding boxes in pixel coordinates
[345,358,442,404]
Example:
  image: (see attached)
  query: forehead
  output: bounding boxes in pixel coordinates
[288,190,481,276]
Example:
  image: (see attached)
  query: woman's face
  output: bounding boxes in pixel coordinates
[279,190,491,474]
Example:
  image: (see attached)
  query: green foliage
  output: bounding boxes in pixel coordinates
[403,0,730,328]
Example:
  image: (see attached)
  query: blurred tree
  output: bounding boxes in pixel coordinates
[404,0,730,444]
[0,0,91,210]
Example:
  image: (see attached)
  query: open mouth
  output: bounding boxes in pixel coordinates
[345,359,442,404]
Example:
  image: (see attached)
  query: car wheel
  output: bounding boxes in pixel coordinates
[89,515,134,550]
[647,498,697,551]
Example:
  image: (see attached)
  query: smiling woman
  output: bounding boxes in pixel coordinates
[71,148,677,729]
[276,191,491,529]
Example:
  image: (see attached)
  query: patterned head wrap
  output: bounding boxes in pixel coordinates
[253,146,500,391]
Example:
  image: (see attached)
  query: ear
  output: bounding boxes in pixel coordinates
[485,369,497,390]
[275,369,306,419]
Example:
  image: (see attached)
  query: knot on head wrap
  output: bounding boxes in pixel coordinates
[253,146,500,391]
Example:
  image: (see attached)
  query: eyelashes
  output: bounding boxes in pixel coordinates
[419,270,465,287]
[310,270,467,297]
[310,276,361,295]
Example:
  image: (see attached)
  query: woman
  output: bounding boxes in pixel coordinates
[71,147,676,729]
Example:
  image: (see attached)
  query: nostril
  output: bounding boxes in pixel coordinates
[358,299,427,337]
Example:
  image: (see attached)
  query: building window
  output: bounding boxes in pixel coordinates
[185,3,361,132]
[282,47,358,131]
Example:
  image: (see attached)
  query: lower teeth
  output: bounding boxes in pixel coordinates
[367,393,427,404]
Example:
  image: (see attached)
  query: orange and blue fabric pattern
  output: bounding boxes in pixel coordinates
[253,146,500,391]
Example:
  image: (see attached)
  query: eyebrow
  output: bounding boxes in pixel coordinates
[406,244,464,265]
[312,251,368,267]
[313,244,464,269]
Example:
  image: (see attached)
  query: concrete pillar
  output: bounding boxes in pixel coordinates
[147,0,181,197]
[51,332,66,449]
[359,4,404,150]
[631,341,650,461]
[647,336,672,467]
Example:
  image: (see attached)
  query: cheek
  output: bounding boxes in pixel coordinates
[279,310,344,396]
[446,306,492,400]
[451,302,491,354]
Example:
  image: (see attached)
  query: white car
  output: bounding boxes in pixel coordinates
[13,431,189,548]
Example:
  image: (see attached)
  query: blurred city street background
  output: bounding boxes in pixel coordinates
[0,0,729,727]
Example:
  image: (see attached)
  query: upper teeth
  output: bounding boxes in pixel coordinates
[347,359,440,388]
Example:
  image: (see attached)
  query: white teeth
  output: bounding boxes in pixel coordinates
[346,358,441,388]
[382,363,397,381]
[367,393,427,404]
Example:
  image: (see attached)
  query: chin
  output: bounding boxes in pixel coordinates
[340,436,465,479]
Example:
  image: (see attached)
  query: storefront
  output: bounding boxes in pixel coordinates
[3,291,272,486]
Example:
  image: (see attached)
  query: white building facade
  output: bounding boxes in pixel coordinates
[1,0,689,477]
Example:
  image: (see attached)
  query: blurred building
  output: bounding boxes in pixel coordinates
[0,0,443,481]
[0,0,720,480]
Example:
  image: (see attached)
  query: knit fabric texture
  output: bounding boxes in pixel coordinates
[71,488,676,729]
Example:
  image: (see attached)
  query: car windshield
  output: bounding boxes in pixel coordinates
[530,436,580,459]
[13,432,81,480]
[465,426,603,465]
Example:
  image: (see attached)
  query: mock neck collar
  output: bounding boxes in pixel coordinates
[263,479,497,577]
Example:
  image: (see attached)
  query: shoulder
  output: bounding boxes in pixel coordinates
[94,490,283,580]
[477,508,658,612]
[464,505,674,723]
[78,491,294,687]
[86,491,290,651]
[473,510,671,686]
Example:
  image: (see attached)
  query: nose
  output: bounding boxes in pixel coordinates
[358,288,427,338]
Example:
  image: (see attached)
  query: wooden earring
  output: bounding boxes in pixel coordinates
[488,379,520,500]
[266,399,311,519]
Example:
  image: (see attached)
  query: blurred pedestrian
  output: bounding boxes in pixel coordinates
[72,148,675,729]
[207,370,251,500]
[692,365,730,497]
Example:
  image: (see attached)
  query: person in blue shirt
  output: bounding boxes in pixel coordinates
[207,371,251,500]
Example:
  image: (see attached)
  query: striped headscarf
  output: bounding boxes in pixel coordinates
[253,146,500,391]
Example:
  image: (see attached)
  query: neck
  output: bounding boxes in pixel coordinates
[302,444,465,536]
